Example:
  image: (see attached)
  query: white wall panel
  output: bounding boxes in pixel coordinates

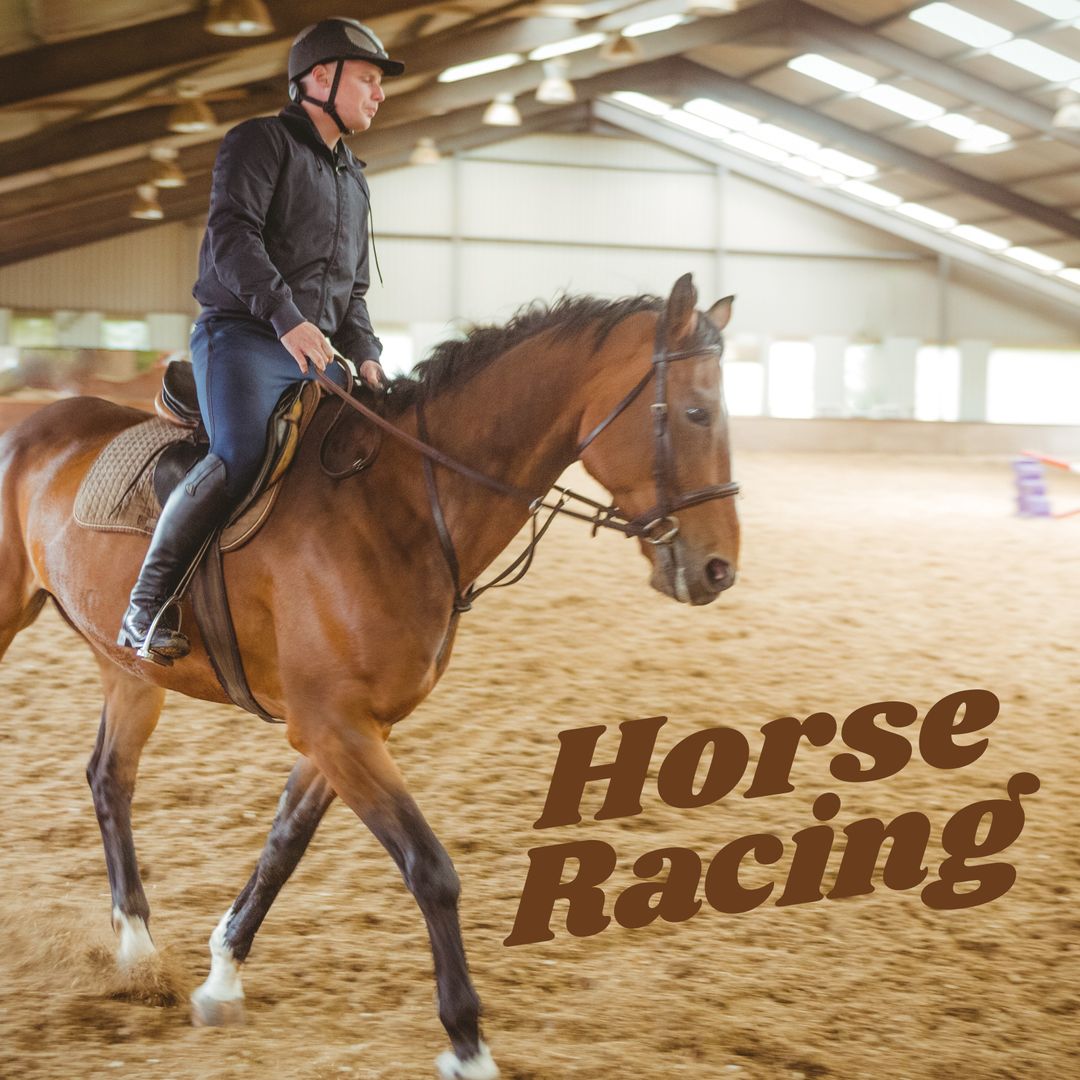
[0,222,200,314]
[458,242,716,322]
[367,161,456,236]
[458,160,717,250]
[467,133,711,172]
[363,238,455,326]
[723,175,923,257]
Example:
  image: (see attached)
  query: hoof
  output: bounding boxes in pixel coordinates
[436,1041,499,1080]
[191,988,246,1027]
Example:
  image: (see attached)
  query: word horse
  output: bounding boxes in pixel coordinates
[0,274,739,1079]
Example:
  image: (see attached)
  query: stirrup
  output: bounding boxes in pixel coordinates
[118,600,187,666]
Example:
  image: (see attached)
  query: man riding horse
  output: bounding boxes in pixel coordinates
[118,17,400,661]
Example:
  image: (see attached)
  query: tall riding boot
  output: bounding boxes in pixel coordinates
[118,453,233,661]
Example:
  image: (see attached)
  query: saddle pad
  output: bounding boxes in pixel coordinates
[74,418,193,535]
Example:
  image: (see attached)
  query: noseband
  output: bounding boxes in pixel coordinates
[314,310,740,610]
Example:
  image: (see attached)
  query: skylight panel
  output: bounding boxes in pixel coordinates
[609,91,671,116]
[1004,246,1066,272]
[896,203,958,229]
[928,113,977,137]
[787,53,877,92]
[813,148,878,178]
[957,123,1014,150]
[666,110,729,139]
[908,4,1013,48]
[989,39,1080,82]
[438,54,523,82]
[840,180,903,207]
[1057,268,1080,285]
[926,114,1013,148]
[684,98,759,131]
[859,84,945,121]
[622,14,687,37]
[951,224,1010,250]
[752,123,820,156]
[528,33,606,61]
[1012,1,1080,19]
[722,132,791,163]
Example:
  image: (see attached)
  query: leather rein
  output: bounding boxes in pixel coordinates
[313,312,739,612]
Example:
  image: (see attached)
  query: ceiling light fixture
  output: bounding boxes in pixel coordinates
[683,97,758,130]
[1052,90,1080,128]
[204,0,274,37]
[409,137,441,166]
[896,203,958,229]
[609,91,670,115]
[483,93,522,126]
[529,33,606,62]
[951,224,1010,250]
[622,14,687,37]
[438,54,523,83]
[687,1,740,13]
[168,87,216,133]
[148,146,186,188]
[536,59,576,105]
[600,33,644,63]
[787,53,876,93]
[1004,246,1066,272]
[130,183,164,221]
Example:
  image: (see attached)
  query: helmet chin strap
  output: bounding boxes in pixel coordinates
[298,61,352,136]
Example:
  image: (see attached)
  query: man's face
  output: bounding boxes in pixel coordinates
[307,59,385,132]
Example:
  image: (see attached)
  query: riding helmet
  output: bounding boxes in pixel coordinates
[288,17,405,86]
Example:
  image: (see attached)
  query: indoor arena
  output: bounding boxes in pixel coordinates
[1,3,1077,1079]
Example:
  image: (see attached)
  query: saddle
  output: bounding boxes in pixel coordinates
[75,360,324,723]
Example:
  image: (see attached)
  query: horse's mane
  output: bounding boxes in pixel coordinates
[383,290,721,415]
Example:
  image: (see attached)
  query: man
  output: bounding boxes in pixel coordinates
[118,17,404,661]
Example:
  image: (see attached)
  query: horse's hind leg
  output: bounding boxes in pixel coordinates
[191,755,335,1026]
[87,659,165,966]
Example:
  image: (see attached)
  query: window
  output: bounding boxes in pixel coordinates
[767,340,815,418]
[10,315,57,348]
[987,349,1080,425]
[102,318,150,351]
[915,346,959,422]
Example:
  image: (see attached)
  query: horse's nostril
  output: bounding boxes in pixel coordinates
[706,557,733,592]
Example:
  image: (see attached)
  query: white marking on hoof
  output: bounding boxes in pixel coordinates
[190,907,246,1027]
[436,1041,499,1080]
[112,908,156,967]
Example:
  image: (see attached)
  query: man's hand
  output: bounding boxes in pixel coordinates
[281,322,333,374]
[359,359,386,390]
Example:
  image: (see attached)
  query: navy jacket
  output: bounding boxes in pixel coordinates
[192,103,382,363]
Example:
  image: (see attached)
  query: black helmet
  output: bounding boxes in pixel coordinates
[288,17,404,84]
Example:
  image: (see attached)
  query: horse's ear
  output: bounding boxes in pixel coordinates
[706,295,735,333]
[664,272,698,348]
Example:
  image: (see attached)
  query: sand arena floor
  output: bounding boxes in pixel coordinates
[1,452,1076,1080]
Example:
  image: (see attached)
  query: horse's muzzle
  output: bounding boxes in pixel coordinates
[705,556,736,594]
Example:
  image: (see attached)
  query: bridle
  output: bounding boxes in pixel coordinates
[313,310,739,611]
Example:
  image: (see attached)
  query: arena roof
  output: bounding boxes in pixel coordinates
[1,0,1079,310]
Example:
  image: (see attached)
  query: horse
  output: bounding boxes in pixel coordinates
[0,272,739,1079]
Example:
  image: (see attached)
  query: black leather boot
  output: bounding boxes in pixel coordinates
[118,453,233,662]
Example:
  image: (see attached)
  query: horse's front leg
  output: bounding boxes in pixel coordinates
[191,755,335,1026]
[298,714,498,1080]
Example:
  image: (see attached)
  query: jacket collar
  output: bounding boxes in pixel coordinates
[278,102,367,169]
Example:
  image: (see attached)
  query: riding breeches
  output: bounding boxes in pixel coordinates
[189,315,348,501]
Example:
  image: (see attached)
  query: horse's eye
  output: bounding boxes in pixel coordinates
[686,407,711,426]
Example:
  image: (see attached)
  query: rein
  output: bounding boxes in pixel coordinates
[313,312,739,611]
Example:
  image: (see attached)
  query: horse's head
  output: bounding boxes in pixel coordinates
[578,273,740,606]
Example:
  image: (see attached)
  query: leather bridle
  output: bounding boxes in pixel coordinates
[314,310,739,611]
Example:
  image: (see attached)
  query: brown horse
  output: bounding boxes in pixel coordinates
[0,273,738,1078]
